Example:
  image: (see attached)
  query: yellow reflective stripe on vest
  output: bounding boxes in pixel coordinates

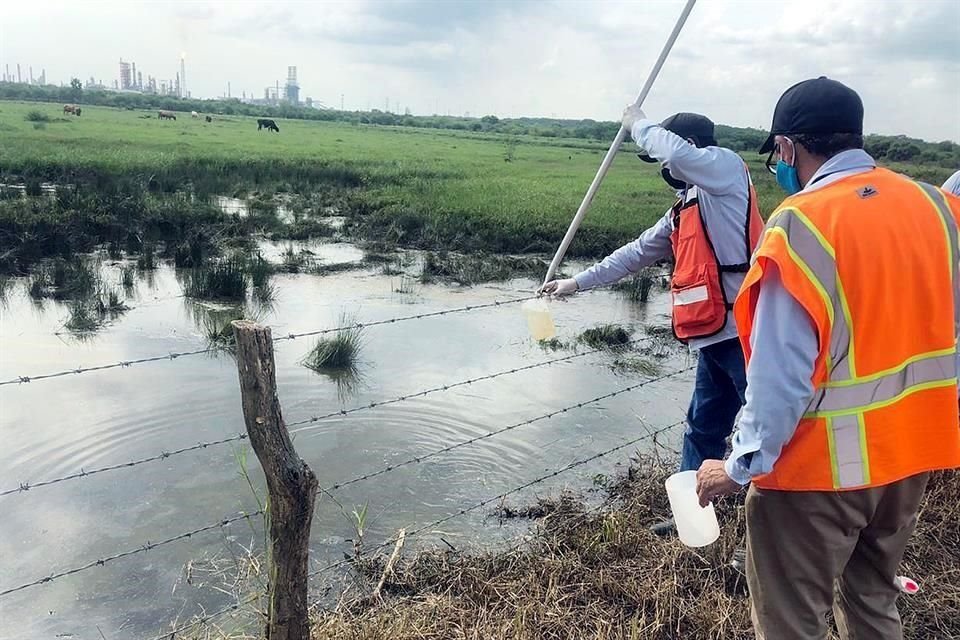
[825,414,870,488]
[914,182,960,333]
[767,209,854,378]
[807,351,956,414]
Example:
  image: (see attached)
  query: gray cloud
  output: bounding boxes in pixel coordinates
[3,0,958,141]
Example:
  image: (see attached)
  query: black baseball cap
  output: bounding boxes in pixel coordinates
[759,77,863,154]
[638,112,717,162]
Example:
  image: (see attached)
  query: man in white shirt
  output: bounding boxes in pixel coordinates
[543,108,762,535]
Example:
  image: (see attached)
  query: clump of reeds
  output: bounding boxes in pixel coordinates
[578,324,632,350]
[419,251,548,285]
[63,286,129,334]
[184,258,247,300]
[200,306,247,350]
[136,244,158,271]
[611,267,658,303]
[302,323,364,372]
[28,257,100,300]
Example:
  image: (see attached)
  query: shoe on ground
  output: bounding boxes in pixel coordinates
[649,518,676,536]
[730,547,747,573]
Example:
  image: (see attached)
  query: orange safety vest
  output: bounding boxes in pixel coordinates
[670,167,764,341]
[735,168,960,491]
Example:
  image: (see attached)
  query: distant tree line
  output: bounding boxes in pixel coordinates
[2,81,957,168]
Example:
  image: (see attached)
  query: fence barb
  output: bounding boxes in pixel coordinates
[0,370,691,599]
[0,294,538,388]
[0,508,265,599]
[1,341,660,499]
[145,418,684,640]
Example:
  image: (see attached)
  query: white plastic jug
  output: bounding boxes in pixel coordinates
[665,470,720,547]
[522,299,556,341]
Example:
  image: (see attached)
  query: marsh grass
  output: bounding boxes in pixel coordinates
[610,267,660,303]
[578,324,632,350]
[184,258,248,300]
[302,328,363,372]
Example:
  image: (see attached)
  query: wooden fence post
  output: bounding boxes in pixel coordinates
[232,320,318,640]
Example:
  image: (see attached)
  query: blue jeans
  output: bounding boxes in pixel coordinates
[679,337,747,472]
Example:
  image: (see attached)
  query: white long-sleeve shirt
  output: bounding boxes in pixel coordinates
[943,170,960,196]
[722,149,960,485]
[572,119,754,349]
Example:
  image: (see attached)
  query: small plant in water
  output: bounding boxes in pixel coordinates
[184,258,248,300]
[120,265,136,290]
[578,324,633,351]
[302,323,364,371]
[137,244,158,271]
[611,268,658,303]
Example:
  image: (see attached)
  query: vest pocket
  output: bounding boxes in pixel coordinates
[671,263,726,338]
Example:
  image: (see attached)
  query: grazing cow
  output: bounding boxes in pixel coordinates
[63,104,81,116]
[158,110,177,120]
[205,115,212,123]
[191,111,199,118]
[257,118,280,133]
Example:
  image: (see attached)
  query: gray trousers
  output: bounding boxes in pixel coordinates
[746,473,929,640]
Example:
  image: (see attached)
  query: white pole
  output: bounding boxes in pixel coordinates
[541,0,698,288]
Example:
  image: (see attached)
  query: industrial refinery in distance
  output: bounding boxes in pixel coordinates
[1,55,313,107]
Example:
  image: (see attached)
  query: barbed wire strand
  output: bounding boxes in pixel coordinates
[321,365,694,493]
[0,294,538,387]
[1,340,660,498]
[307,418,686,582]
[0,508,265,600]
[286,338,656,431]
[0,433,249,498]
[0,369,691,598]
[147,418,684,640]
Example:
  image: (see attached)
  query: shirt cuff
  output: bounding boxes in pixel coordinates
[724,455,752,487]
[630,118,659,148]
[573,271,599,291]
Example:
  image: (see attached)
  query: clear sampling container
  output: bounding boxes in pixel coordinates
[665,470,721,547]
[522,298,556,341]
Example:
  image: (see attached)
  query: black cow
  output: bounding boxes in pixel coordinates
[257,118,280,133]
[205,115,212,123]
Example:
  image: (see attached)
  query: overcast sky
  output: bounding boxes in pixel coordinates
[2,0,958,142]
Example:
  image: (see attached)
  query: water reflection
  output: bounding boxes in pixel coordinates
[0,246,693,638]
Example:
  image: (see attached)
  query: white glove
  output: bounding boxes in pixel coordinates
[622,104,647,132]
[540,278,579,297]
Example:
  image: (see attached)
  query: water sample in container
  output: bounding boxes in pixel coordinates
[522,298,556,341]
[665,470,720,547]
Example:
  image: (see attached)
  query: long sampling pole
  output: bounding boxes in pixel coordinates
[541,0,698,288]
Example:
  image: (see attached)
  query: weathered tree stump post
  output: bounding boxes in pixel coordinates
[232,320,318,640]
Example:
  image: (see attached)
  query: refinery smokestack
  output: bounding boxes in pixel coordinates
[180,54,186,98]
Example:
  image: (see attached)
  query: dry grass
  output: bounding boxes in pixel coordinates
[311,463,960,640]
[178,462,959,640]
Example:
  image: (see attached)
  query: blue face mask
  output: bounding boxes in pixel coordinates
[776,159,802,195]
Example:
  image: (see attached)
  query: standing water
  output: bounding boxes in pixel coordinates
[0,242,693,638]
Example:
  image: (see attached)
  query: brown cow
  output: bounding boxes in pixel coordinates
[158,110,177,121]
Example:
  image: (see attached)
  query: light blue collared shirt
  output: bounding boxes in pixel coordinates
[573,118,756,350]
[943,170,960,196]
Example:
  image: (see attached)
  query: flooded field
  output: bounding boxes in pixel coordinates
[0,240,694,638]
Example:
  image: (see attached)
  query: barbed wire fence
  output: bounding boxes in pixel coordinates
[0,296,695,639]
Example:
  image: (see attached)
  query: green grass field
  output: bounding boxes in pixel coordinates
[0,100,949,268]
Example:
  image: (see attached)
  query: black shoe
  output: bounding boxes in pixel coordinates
[649,518,676,536]
[730,547,747,573]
